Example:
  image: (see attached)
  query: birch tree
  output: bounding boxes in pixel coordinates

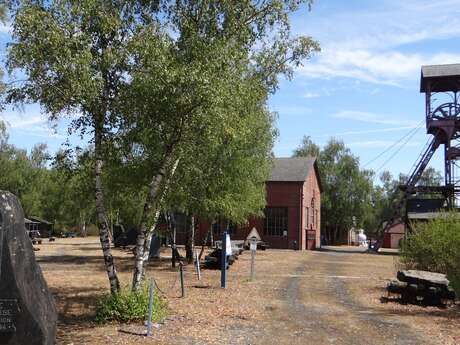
[5,0,162,294]
[122,0,319,290]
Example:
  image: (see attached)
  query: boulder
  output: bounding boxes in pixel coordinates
[0,191,57,345]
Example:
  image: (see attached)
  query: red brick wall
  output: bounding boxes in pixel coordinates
[172,165,322,251]
[262,181,302,249]
[302,168,322,249]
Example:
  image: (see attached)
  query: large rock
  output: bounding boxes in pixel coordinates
[397,270,450,288]
[0,191,57,345]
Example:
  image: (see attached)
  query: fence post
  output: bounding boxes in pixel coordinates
[179,262,185,297]
[146,278,154,336]
[195,250,201,281]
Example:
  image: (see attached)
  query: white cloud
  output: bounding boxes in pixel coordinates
[332,110,419,126]
[5,115,45,129]
[0,24,10,34]
[295,0,460,86]
[299,50,460,86]
[271,105,312,116]
[302,92,320,99]
[0,109,64,139]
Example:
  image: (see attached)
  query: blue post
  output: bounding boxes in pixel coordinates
[221,231,227,288]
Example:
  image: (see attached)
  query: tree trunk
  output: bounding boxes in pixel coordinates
[199,220,214,261]
[95,118,120,295]
[210,224,214,247]
[185,215,195,264]
[132,151,179,291]
[167,213,178,268]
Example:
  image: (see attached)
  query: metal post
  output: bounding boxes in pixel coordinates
[221,231,227,288]
[195,250,201,281]
[179,262,185,298]
[250,248,255,281]
[146,278,154,336]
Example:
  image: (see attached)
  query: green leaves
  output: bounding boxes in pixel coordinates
[5,0,319,259]
[95,283,168,323]
[400,213,460,296]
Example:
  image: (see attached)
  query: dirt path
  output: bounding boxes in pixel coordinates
[280,253,433,345]
[36,239,458,344]
[249,250,436,345]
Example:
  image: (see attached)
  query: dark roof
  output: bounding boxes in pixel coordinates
[269,157,316,182]
[28,216,53,225]
[420,64,460,92]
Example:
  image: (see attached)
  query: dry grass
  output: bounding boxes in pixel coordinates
[34,238,460,345]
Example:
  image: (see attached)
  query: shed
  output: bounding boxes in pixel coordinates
[382,220,406,249]
[27,216,54,237]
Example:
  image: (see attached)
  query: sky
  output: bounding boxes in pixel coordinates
[2,0,460,180]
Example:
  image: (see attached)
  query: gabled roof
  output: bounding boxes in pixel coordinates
[420,64,460,92]
[28,216,53,225]
[24,218,40,224]
[268,157,322,191]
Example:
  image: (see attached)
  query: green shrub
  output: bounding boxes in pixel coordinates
[95,284,168,323]
[400,212,460,297]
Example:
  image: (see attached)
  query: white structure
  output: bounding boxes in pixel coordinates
[348,227,367,246]
[357,229,367,247]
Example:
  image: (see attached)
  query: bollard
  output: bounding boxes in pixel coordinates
[195,250,201,281]
[146,278,154,336]
[179,262,185,297]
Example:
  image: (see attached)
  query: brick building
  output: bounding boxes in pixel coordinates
[251,157,322,250]
[170,157,322,250]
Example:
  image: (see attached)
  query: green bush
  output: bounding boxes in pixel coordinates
[400,212,460,297]
[95,284,168,323]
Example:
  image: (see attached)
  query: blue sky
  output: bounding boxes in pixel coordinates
[270,0,460,179]
[2,0,460,179]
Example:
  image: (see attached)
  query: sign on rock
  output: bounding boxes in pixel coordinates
[0,191,57,345]
[0,299,18,332]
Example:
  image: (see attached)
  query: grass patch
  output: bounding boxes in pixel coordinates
[95,284,168,323]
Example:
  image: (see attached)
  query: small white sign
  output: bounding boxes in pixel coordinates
[283,230,287,237]
[225,234,232,256]
[250,240,257,251]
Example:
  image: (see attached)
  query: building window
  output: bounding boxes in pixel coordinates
[305,207,309,229]
[264,207,288,236]
[311,198,315,229]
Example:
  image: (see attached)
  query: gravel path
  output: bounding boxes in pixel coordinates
[248,250,435,345]
[41,239,454,345]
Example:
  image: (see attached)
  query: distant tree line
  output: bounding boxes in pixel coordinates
[293,136,443,244]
